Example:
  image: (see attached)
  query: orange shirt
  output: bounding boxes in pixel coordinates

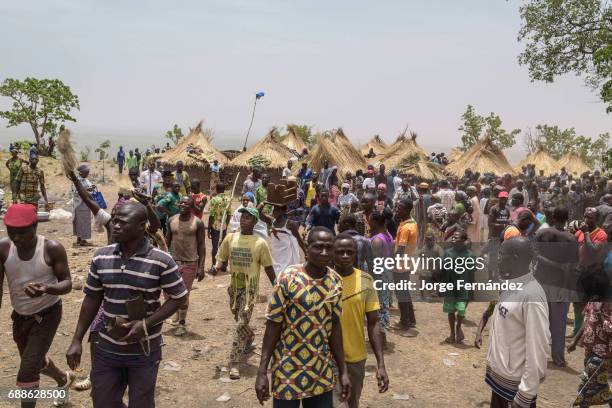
[395,219,418,272]
[503,225,521,241]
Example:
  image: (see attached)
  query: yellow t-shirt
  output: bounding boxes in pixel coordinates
[340,268,380,363]
[217,232,273,289]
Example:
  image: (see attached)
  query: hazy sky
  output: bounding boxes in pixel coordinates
[1,0,610,159]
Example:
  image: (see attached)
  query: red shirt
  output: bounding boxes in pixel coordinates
[191,193,207,219]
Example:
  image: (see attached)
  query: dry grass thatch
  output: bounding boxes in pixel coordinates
[159,121,227,167]
[514,147,560,176]
[398,154,445,180]
[282,125,308,153]
[308,128,366,174]
[448,148,463,163]
[360,135,387,157]
[557,152,591,175]
[445,138,515,176]
[380,132,429,170]
[57,129,78,176]
[230,128,295,169]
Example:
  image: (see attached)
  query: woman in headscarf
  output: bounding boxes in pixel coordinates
[71,163,94,246]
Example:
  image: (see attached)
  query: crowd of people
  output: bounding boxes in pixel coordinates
[2,143,612,408]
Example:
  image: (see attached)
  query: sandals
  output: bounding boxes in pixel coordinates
[74,375,91,391]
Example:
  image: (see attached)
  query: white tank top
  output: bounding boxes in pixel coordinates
[3,235,59,315]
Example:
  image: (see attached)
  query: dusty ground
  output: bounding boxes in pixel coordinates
[0,155,586,407]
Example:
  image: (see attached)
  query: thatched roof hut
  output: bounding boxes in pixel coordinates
[281,125,308,153]
[448,148,463,163]
[230,128,295,169]
[159,121,228,167]
[445,137,515,176]
[360,135,387,157]
[557,152,591,175]
[380,133,428,170]
[399,156,445,180]
[308,128,366,174]
[514,147,560,176]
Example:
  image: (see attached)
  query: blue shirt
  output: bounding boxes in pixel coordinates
[117,150,125,162]
[306,204,340,233]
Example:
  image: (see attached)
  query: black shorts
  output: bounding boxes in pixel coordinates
[11,301,62,387]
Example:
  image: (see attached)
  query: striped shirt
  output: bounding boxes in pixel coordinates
[84,240,187,355]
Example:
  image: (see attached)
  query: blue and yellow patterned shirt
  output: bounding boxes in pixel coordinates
[266,264,342,400]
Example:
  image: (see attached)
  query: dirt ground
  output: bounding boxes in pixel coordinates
[0,155,586,407]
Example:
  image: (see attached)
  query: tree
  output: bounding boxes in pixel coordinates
[482,113,521,150]
[458,105,519,150]
[526,124,610,167]
[517,0,612,112]
[80,146,91,162]
[0,78,80,155]
[95,140,111,182]
[165,124,184,146]
[288,124,313,145]
[458,105,484,150]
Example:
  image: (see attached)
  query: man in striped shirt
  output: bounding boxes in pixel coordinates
[66,202,187,408]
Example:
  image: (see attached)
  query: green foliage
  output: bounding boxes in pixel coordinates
[482,113,521,150]
[80,146,91,162]
[11,139,32,151]
[165,124,184,145]
[603,148,612,172]
[289,124,313,145]
[517,0,612,112]
[458,105,484,150]
[459,105,519,150]
[530,124,610,167]
[0,78,80,153]
[95,139,111,160]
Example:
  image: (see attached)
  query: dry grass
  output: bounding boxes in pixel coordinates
[448,148,463,163]
[557,152,591,175]
[360,134,387,156]
[514,147,560,176]
[160,121,228,168]
[380,133,429,170]
[281,124,308,153]
[57,129,78,176]
[308,128,366,174]
[230,128,295,169]
[445,137,515,176]
[400,158,445,180]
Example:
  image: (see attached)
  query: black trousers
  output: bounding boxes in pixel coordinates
[393,272,416,326]
[273,391,333,408]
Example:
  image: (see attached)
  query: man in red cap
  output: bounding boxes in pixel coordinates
[0,204,74,407]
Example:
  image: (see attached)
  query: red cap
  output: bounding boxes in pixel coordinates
[498,191,509,198]
[4,204,37,228]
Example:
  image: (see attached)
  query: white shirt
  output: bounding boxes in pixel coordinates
[139,169,162,196]
[282,167,292,178]
[393,176,402,193]
[362,177,376,190]
[435,188,455,212]
[486,273,550,405]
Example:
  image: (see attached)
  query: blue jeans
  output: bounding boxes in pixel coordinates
[91,348,162,408]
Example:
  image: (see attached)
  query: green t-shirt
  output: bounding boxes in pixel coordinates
[157,192,181,217]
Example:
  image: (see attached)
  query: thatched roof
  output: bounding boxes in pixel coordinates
[308,128,366,174]
[380,133,428,170]
[514,147,560,176]
[448,148,463,163]
[557,152,591,175]
[159,121,228,167]
[399,157,445,180]
[445,138,515,176]
[230,128,295,169]
[360,135,387,157]
[281,125,308,153]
